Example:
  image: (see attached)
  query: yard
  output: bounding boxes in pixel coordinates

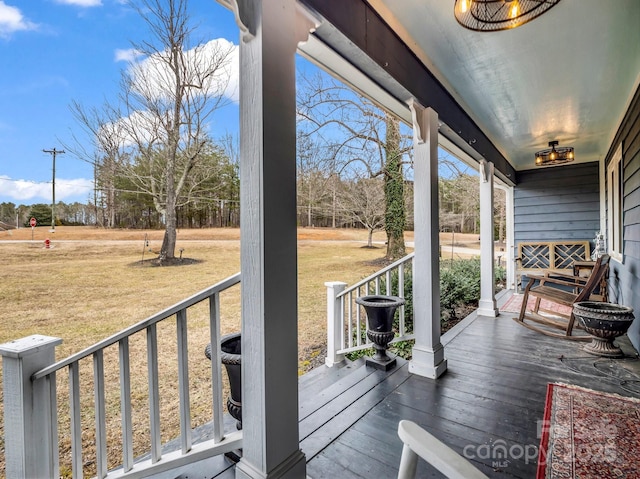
[0,225,483,476]
[0,226,386,475]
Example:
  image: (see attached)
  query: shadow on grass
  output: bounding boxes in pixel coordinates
[129,257,204,267]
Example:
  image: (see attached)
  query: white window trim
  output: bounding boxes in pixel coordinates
[607,144,623,262]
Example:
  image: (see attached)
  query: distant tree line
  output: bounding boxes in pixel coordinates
[1,158,504,239]
[4,0,502,262]
[0,202,95,229]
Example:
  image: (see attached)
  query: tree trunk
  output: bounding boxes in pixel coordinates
[160,195,177,261]
[384,114,406,261]
[160,145,178,261]
[332,178,336,228]
[367,228,374,248]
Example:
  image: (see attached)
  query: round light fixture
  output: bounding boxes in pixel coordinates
[454,0,563,32]
[535,140,575,166]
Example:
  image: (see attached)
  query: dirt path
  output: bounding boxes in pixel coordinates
[0,225,490,246]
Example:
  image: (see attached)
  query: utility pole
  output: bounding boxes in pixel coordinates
[43,148,65,232]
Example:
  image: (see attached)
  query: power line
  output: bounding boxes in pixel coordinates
[42,148,65,232]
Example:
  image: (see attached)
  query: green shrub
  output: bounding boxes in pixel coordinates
[440,257,506,319]
[440,258,482,319]
[345,257,506,360]
[379,267,413,332]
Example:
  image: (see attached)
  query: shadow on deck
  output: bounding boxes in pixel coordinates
[162,302,640,478]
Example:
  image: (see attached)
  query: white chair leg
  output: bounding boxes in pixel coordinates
[397,420,490,479]
[397,444,419,479]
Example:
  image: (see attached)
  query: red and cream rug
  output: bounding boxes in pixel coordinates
[537,383,640,478]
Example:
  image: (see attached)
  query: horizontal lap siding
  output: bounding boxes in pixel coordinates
[514,162,600,244]
[610,85,640,352]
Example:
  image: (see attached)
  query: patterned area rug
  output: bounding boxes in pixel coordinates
[537,383,640,478]
[501,293,572,316]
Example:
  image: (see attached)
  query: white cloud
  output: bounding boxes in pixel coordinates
[0,1,37,38]
[130,38,239,103]
[54,0,102,6]
[203,38,239,103]
[102,109,161,147]
[0,175,93,202]
[98,39,239,150]
[101,38,239,148]
[115,48,143,63]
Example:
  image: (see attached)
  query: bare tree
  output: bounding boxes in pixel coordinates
[337,177,385,247]
[65,0,235,253]
[494,187,506,242]
[65,100,131,228]
[297,70,412,260]
[297,133,333,227]
[114,0,235,261]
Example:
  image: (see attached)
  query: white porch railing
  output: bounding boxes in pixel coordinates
[1,273,242,479]
[325,253,415,366]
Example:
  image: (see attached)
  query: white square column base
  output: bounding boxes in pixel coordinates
[409,345,447,379]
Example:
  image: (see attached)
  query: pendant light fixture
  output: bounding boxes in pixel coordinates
[454,0,563,32]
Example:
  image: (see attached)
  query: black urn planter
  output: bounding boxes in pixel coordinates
[205,332,242,430]
[355,295,405,371]
[573,302,635,358]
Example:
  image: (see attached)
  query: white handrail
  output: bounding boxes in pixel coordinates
[28,272,242,478]
[326,254,415,366]
[33,273,241,380]
[336,253,415,299]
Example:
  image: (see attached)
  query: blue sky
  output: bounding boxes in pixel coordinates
[0,0,240,205]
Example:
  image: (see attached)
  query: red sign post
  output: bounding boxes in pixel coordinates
[30,217,36,241]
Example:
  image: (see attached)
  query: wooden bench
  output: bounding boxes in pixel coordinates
[515,241,591,291]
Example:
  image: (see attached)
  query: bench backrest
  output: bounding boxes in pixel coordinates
[518,241,591,272]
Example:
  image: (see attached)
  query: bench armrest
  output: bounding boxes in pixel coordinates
[526,273,587,289]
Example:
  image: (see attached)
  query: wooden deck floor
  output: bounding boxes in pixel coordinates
[301,311,640,478]
[169,304,640,479]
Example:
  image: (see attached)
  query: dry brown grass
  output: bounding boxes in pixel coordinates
[0,226,396,477]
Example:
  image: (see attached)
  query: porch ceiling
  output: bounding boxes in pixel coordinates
[368,0,640,171]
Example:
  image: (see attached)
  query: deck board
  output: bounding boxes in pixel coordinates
[300,364,411,459]
[304,312,640,478]
[171,308,639,478]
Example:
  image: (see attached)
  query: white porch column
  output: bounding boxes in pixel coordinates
[499,184,516,290]
[407,100,447,379]
[477,160,499,317]
[229,1,316,477]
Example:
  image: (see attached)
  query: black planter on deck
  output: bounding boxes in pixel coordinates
[573,302,635,358]
[355,295,405,371]
[205,332,242,430]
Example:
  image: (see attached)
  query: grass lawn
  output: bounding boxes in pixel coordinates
[0,226,403,476]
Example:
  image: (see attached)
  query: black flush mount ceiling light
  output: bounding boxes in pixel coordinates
[535,140,574,166]
[454,0,563,32]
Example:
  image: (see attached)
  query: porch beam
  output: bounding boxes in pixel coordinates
[478,160,499,317]
[227,0,315,477]
[407,100,447,379]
